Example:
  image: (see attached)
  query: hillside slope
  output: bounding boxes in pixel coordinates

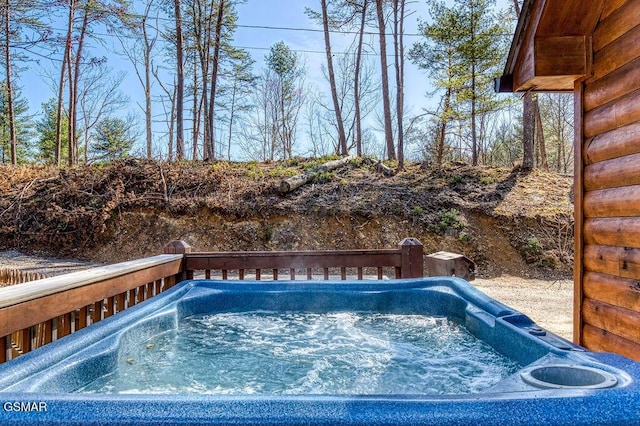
[0,159,574,278]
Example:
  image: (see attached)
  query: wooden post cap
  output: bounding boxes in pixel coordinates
[399,237,423,247]
[163,240,192,254]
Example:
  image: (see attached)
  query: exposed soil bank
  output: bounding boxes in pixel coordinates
[0,159,574,279]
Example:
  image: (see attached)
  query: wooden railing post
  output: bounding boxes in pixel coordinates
[399,238,424,278]
[163,240,193,283]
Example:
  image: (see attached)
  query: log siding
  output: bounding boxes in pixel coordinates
[578,0,640,360]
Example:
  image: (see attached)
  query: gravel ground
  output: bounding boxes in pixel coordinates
[0,251,103,277]
[0,251,574,341]
[472,276,573,341]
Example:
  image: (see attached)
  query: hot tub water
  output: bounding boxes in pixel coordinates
[78,311,520,395]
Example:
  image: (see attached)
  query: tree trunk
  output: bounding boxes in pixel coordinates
[56,0,75,166]
[174,0,185,160]
[535,96,549,171]
[376,0,395,161]
[471,66,477,166]
[66,26,75,166]
[321,0,348,156]
[192,54,199,160]
[469,2,478,167]
[376,160,394,176]
[142,14,153,158]
[169,84,176,161]
[69,7,89,166]
[354,0,367,157]
[280,79,287,159]
[4,0,16,165]
[192,0,210,161]
[522,92,535,169]
[279,155,356,193]
[227,80,237,161]
[437,87,452,165]
[512,0,535,170]
[393,0,405,170]
[207,0,225,161]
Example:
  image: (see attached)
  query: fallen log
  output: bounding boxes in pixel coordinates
[376,160,395,177]
[279,155,356,194]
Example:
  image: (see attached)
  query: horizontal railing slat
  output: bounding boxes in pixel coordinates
[0,256,183,337]
[185,250,403,270]
[0,255,183,310]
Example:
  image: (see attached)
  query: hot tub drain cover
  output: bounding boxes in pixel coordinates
[520,364,618,389]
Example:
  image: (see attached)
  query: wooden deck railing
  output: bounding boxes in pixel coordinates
[180,238,424,281]
[0,238,423,364]
[0,268,49,286]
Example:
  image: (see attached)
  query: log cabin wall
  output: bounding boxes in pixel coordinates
[578,0,640,361]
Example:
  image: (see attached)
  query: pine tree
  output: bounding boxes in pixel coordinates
[265,41,305,159]
[90,116,136,162]
[0,82,32,164]
[410,0,508,165]
[37,99,69,164]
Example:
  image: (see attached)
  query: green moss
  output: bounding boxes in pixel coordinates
[245,161,263,178]
[312,171,335,184]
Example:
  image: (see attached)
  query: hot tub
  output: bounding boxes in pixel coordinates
[0,278,639,425]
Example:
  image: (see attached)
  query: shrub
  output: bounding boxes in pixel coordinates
[480,176,494,185]
[448,175,465,185]
[435,208,466,233]
[245,161,263,179]
[264,225,274,242]
[527,236,542,254]
[458,231,472,242]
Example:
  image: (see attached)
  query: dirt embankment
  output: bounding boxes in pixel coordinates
[0,158,574,279]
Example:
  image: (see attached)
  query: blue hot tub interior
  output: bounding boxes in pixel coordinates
[0,277,639,425]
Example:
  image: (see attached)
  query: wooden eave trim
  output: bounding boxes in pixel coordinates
[502,0,536,77]
[501,0,603,92]
[512,35,590,91]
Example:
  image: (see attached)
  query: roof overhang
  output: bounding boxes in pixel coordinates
[497,0,605,93]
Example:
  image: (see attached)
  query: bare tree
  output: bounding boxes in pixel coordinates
[392,0,406,169]
[309,0,349,155]
[205,0,225,160]
[246,68,279,161]
[539,93,574,173]
[218,50,256,160]
[184,0,213,159]
[116,0,158,159]
[56,0,75,166]
[152,63,177,161]
[3,0,16,164]
[313,51,380,155]
[375,0,396,160]
[354,0,369,157]
[173,0,185,160]
[50,0,130,165]
[78,67,129,163]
